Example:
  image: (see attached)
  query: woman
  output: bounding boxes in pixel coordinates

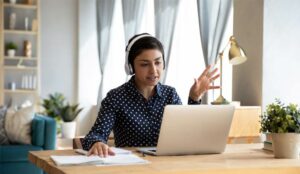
[82,33,220,157]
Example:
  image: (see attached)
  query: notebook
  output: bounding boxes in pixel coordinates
[51,148,148,166]
[137,105,235,156]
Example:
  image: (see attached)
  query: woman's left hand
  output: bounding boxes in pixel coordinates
[189,65,220,101]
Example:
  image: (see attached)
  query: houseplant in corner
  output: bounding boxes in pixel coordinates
[260,99,300,158]
[41,93,83,138]
[60,103,83,139]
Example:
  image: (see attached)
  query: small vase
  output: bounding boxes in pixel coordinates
[7,49,16,57]
[9,0,16,4]
[61,122,76,139]
[9,13,16,30]
[272,133,300,159]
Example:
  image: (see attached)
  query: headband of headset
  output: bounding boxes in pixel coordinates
[124,34,153,75]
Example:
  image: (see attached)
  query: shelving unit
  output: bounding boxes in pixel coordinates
[0,0,40,107]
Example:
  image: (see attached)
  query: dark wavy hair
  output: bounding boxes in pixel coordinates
[126,33,165,73]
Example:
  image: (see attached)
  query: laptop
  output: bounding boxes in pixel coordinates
[137,105,235,156]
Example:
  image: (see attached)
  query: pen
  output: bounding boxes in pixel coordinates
[75,149,88,156]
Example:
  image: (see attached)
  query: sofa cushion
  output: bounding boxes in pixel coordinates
[0,106,9,145]
[31,116,45,146]
[0,145,43,162]
[5,106,34,144]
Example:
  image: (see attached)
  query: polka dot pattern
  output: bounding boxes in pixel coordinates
[82,76,201,149]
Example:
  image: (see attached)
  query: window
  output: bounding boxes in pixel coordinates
[78,0,233,105]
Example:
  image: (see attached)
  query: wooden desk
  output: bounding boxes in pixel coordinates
[29,144,300,174]
[228,106,261,143]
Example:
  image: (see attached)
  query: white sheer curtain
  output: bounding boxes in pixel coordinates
[122,0,147,80]
[197,0,232,103]
[96,0,116,110]
[122,0,147,43]
[154,0,180,84]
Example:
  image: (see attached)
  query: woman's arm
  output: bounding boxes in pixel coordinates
[81,92,117,155]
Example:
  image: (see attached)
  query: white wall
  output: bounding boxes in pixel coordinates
[233,0,300,109]
[263,0,300,108]
[40,0,78,103]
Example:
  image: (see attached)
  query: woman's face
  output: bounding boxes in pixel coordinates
[133,49,164,88]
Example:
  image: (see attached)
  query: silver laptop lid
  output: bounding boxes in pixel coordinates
[156,105,235,156]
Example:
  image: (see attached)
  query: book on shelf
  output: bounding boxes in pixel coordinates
[51,147,149,166]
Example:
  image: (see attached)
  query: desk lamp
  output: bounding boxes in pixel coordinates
[211,36,247,105]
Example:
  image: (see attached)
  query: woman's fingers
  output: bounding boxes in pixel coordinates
[108,147,116,156]
[209,86,221,89]
[210,74,220,82]
[206,68,218,78]
[198,65,211,80]
[88,142,113,157]
[102,144,109,157]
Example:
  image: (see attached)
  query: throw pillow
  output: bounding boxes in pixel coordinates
[5,106,34,144]
[0,106,9,145]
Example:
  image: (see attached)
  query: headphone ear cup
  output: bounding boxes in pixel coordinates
[128,64,133,75]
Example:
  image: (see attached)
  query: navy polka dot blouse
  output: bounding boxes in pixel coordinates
[82,76,201,149]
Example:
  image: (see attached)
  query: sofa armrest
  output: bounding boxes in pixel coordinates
[32,114,56,150]
[31,116,45,146]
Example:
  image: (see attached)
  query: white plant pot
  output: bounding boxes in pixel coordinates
[7,49,16,57]
[61,121,76,139]
[9,0,16,4]
[272,133,300,159]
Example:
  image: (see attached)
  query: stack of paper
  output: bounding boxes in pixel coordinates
[51,148,149,166]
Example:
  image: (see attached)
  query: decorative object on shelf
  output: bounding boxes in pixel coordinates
[31,19,38,31]
[26,0,34,5]
[5,42,18,57]
[9,82,16,91]
[9,0,17,4]
[21,74,36,89]
[260,99,300,159]
[25,17,29,30]
[16,59,24,68]
[9,13,16,30]
[41,93,83,138]
[211,36,247,105]
[23,40,32,57]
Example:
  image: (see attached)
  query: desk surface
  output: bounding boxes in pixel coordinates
[29,144,300,174]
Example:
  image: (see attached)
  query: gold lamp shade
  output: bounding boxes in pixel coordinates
[228,36,247,65]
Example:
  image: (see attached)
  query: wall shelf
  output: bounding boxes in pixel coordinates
[4,56,37,60]
[1,0,40,106]
[3,3,37,10]
[4,66,37,70]
[4,89,37,94]
[4,29,37,35]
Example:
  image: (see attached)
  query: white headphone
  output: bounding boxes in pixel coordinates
[124,34,153,75]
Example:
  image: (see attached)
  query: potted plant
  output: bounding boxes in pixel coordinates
[6,42,18,57]
[60,103,83,139]
[41,93,65,134]
[260,99,300,159]
[41,92,83,138]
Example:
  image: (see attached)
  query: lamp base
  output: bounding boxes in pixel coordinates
[211,95,230,105]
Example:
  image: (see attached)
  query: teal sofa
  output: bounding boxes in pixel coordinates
[0,114,56,174]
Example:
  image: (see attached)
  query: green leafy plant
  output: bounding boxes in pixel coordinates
[41,93,83,134]
[6,42,18,50]
[41,93,65,121]
[260,99,300,133]
[60,103,83,122]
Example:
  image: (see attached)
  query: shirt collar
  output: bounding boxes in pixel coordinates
[127,76,163,98]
